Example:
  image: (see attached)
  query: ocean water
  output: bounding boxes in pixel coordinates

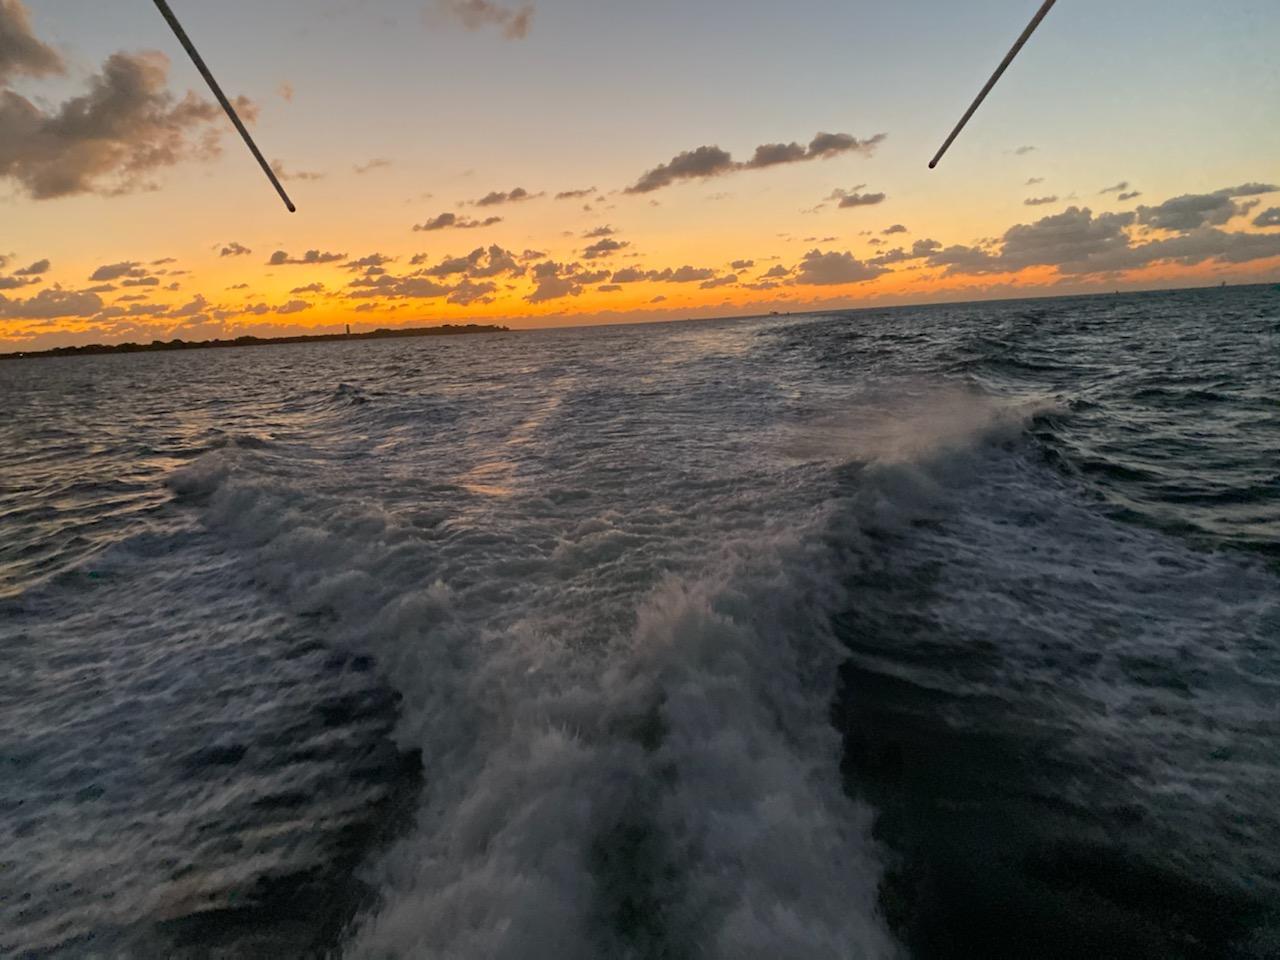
[1,285,1277,958]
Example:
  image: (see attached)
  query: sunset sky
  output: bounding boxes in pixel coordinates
[3,0,1279,350]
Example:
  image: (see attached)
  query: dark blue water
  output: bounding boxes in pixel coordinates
[1,285,1277,957]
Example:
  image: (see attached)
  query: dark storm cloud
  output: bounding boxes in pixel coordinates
[219,242,252,257]
[1254,207,1280,228]
[625,131,885,193]
[0,49,257,199]
[267,249,347,265]
[412,212,503,231]
[0,0,64,83]
[436,0,534,39]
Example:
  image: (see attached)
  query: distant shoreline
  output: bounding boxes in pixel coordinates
[0,323,511,361]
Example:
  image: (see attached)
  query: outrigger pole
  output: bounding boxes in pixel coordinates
[929,0,1058,169]
[151,0,296,212]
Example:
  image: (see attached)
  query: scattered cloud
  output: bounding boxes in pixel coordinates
[89,261,148,281]
[1099,181,1130,194]
[13,257,49,275]
[0,0,63,83]
[470,186,538,206]
[270,159,324,181]
[1116,190,1141,201]
[1024,195,1059,206]
[267,249,346,265]
[1014,145,1036,155]
[220,241,252,257]
[1136,184,1277,232]
[1,48,256,199]
[354,158,391,174]
[278,82,294,102]
[794,248,887,285]
[828,187,886,208]
[435,0,534,39]
[1254,207,1280,228]
[730,259,755,270]
[625,131,885,194]
[881,224,907,235]
[290,282,325,294]
[582,237,628,259]
[412,212,503,231]
[0,286,103,319]
[583,225,615,238]
[1025,177,1044,186]
[555,187,595,200]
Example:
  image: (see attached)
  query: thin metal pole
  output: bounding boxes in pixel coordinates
[928,0,1058,169]
[151,0,296,211]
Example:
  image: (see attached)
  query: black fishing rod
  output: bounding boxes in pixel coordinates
[929,0,1058,168]
[151,0,296,212]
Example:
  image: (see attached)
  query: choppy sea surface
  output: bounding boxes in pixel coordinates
[2,285,1278,959]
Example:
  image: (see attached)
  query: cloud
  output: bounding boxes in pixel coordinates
[699,274,737,289]
[447,279,498,306]
[881,224,907,235]
[625,131,885,194]
[1,49,256,199]
[555,187,595,200]
[1117,190,1142,201]
[219,241,252,257]
[90,261,148,281]
[761,265,791,279]
[343,253,395,271]
[1099,181,1129,194]
[1136,184,1277,231]
[13,257,48,275]
[412,212,503,231]
[270,159,324,181]
[435,0,534,39]
[1025,177,1044,186]
[1014,145,1036,155]
[1254,207,1280,228]
[276,299,310,314]
[582,237,628,259]
[0,0,64,83]
[794,248,887,286]
[828,188,886,208]
[267,249,346,265]
[527,261,584,303]
[417,245,522,280]
[290,282,325,294]
[278,81,294,102]
[0,286,103,319]
[354,158,391,174]
[471,186,538,206]
[1024,195,1059,206]
[583,224,615,238]
[598,283,622,292]
[0,274,34,290]
[730,259,754,270]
